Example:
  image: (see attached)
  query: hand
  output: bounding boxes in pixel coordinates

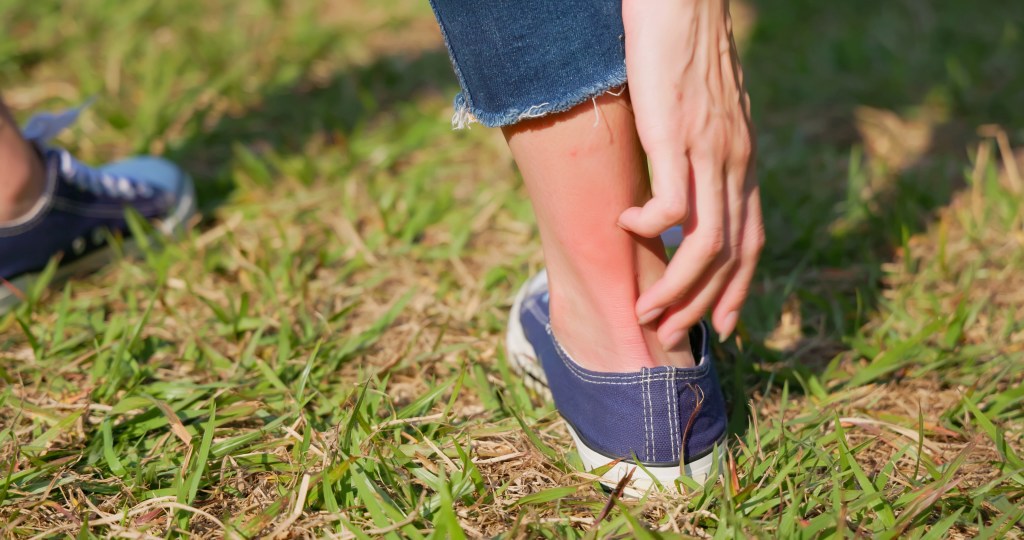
[619,0,764,347]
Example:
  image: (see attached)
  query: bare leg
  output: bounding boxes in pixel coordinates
[503,91,695,371]
[0,96,45,221]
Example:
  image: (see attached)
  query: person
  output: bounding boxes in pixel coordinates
[428,0,763,491]
[0,97,194,313]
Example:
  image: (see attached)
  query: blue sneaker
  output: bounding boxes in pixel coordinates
[506,270,727,494]
[0,107,195,312]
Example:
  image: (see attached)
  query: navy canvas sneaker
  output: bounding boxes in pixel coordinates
[506,270,728,494]
[0,107,195,312]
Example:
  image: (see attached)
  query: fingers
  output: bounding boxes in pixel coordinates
[635,157,726,325]
[710,187,765,337]
[642,154,761,348]
[617,147,691,238]
[656,186,763,348]
[656,258,733,349]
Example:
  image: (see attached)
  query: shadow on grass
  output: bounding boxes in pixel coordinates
[720,0,1024,430]
[163,2,1024,437]
[168,48,456,210]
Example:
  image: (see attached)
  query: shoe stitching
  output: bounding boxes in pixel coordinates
[643,372,651,461]
[669,369,678,460]
[674,371,682,460]
[649,371,657,462]
[671,372,679,461]
[647,369,654,462]
[519,284,720,464]
[663,370,672,462]
[640,368,647,462]
[0,157,58,237]
[663,368,671,459]
[643,368,652,462]
[650,372,658,462]
[545,324,710,384]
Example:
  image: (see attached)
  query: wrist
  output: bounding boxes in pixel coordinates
[623,0,731,40]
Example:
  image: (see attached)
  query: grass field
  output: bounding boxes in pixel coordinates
[2,0,1023,537]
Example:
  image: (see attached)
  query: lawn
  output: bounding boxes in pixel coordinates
[1,0,1023,537]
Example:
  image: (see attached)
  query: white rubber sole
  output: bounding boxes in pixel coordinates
[160,174,197,237]
[505,271,554,399]
[0,175,196,314]
[505,271,721,495]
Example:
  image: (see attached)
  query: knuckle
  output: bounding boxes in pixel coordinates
[659,285,690,307]
[733,138,754,163]
[728,232,744,255]
[701,230,726,258]
[668,291,688,305]
[658,198,688,223]
[749,223,767,254]
[654,292,684,311]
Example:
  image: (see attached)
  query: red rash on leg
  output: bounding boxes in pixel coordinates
[503,91,696,372]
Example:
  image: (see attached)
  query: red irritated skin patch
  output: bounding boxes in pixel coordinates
[2,0,1024,537]
[504,91,697,372]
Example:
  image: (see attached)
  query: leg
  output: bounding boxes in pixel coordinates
[503,90,695,371]
[0,96,46,221]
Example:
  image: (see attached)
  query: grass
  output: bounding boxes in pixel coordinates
[1,0,1023,537]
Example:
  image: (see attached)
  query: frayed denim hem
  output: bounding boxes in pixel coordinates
[450,64,627,129]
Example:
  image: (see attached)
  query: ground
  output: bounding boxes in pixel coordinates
[1,0,1023,537]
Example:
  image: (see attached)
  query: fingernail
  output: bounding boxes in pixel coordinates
[663,330,686,349]
[719,311,739,342]
[637,307,665,326]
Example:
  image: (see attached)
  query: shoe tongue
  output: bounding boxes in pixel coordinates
[21,100,93,143]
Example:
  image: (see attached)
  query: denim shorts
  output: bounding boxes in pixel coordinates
[428,0,626,128]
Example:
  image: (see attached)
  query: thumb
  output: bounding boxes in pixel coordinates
[618,147,691,237]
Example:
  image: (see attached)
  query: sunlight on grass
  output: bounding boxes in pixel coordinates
[1,0,1022,537]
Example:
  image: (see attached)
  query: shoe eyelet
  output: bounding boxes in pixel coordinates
[71,236,87,255]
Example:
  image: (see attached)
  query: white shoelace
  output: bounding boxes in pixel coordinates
[52,149,154,200]
[24,102,153,201]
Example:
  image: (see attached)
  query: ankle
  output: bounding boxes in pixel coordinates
[0,143,46,222]
[549,307,650,373]
[645,321,696,368]
[548,283,696,372]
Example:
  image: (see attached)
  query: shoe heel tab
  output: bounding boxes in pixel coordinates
[21,98,95,143]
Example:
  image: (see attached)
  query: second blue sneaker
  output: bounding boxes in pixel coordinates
[506,270,728,494]
[0,107,195,313]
